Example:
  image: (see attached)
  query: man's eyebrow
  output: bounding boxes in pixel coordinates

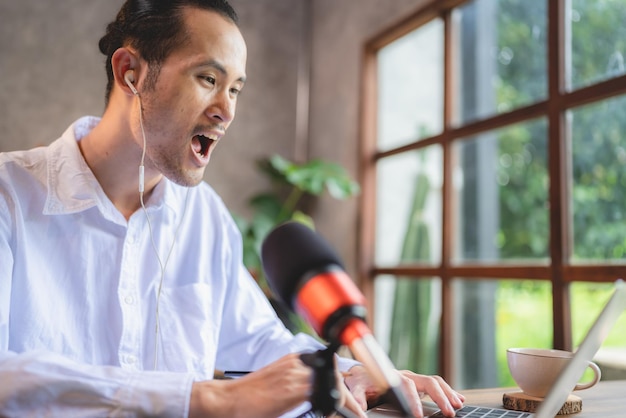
[198,59,246,83]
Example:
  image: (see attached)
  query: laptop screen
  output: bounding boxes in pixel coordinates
[535,279,626,418]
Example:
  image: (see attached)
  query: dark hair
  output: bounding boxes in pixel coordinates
[98,0,238,106]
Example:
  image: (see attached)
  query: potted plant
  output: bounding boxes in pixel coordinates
[232,154,360,334]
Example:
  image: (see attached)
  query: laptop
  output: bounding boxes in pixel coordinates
[367,279,626,418]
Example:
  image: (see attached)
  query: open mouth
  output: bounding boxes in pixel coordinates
[192,134,214,158]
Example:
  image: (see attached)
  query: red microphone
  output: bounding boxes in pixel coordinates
[261,222,411,414]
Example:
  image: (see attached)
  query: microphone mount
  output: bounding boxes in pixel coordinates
[300,345,341,417]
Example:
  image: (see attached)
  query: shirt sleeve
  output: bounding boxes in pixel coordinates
[0,350,193,418]
[0,189,193,418]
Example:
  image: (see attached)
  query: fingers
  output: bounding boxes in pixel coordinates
[397,374,426,418]
[342,365,379,409]
[342,372,368,411]
[250,353,312,392]
[338,388,367,418]
[403,372,465,417]
[313,358,364,418]
[341,365,465,418]
[229,353,313,417]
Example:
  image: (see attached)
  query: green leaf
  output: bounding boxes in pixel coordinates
[231,153,361,337]
[268,156,360,198]
[290,211,315,229]
[249,193,283,221]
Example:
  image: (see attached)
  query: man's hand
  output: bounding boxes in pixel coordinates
[189,353,313,418]
[343,365,465,418]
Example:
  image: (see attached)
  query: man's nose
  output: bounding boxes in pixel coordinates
[206,90,235,124]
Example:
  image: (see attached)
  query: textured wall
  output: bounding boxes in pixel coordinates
[0,0,123,150]
[308,0,426,276]
[0,0,426,278]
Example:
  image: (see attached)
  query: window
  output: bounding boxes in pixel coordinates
[360,0,626,388]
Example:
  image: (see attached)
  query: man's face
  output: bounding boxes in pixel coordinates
[137,7,247,187]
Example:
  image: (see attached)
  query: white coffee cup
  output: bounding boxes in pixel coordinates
[506,347,601,398]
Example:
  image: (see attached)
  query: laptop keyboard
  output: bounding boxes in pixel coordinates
[430,405,532,417]
[302,405,532,417]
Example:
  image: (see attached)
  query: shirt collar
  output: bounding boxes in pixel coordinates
[44,116,179,222]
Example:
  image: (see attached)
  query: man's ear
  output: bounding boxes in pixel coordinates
[111,47,141,97]
[124,70,138,95]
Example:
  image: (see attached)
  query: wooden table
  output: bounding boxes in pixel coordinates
[459,379,625,417]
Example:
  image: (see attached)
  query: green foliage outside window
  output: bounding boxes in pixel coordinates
[498,0,626,261]
[388,0,626,386]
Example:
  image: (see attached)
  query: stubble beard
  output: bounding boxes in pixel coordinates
[139,99,207,188]
[149,142,206,188]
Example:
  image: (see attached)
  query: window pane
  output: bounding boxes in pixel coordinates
[377,19,443,151]
[375,275,441,375]
[453,118,549,263]
[567,0,626,90]
[569,95,626,262]
[452,279,552,389]
[453,0,547,125]
[571,282,626,380]
[375,146,442,266]
[571,282,626,346]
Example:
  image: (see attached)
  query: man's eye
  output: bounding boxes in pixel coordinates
[230,87,241,96]
[201,76,216,84]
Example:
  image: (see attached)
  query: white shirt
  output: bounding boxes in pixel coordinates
[0,117,355,417]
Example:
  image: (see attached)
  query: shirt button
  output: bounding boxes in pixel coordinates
[127,235,136,244]
[124,295,135,305]
[126,355,137,365]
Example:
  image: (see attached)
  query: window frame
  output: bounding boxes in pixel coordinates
[358,0,626,381]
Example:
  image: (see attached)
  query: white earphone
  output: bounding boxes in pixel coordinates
[124,69,145,191]
[124,70,139,95]
[123,66,190,371]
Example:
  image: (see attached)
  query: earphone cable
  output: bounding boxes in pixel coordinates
[140,185,190,371]
[135,95,191,370]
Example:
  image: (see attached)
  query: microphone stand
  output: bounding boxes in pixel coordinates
[300,345,359,418]
[300,345,340,417]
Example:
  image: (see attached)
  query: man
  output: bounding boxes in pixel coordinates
[0,0,464,417]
